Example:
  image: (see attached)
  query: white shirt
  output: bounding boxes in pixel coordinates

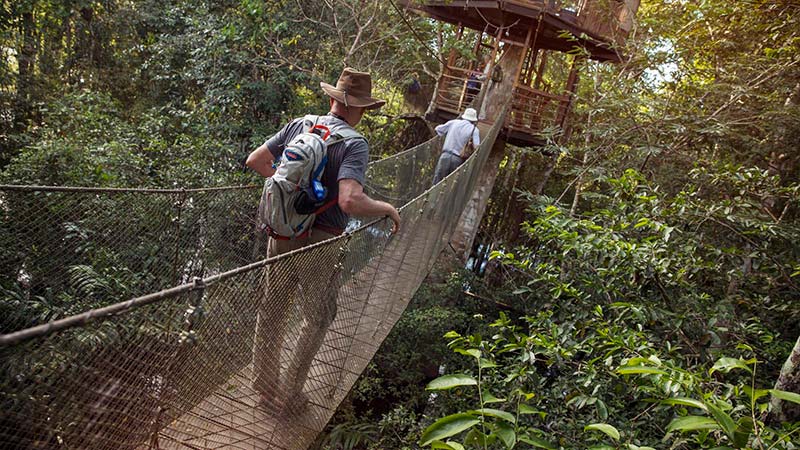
[435,119,481,157]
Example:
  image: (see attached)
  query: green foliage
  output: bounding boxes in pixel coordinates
[414,165,799,448]
[1,0,438,181]
[422,308,799,449]
[495,168,798,345]
[317,422,379,450]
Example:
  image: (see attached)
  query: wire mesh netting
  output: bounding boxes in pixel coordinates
[0,186,263,334]
[0,110,506,450]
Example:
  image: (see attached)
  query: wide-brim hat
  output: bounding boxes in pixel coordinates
[461,107,478,122]
[320,68,386,110]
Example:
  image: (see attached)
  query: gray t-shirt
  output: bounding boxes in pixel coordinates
[265,114,369,232]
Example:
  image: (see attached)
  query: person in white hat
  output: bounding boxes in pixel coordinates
[432,107,481,184]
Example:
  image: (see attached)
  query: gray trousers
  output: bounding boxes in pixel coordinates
[433,152,465,184]
[253,229,338,401]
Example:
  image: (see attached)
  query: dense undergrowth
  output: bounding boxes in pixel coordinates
[317,169,800,449]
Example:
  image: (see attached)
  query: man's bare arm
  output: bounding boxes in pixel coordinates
[338,179,401,233]
[246,143,277,177]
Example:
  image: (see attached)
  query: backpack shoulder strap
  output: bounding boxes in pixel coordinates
[302,114,319,130]
[328,125,366,145]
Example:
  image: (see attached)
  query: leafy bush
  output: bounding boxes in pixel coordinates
[421,308,800,449]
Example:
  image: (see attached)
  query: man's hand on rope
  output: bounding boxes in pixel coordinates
[339,179,401,234]
[387,206,401,234]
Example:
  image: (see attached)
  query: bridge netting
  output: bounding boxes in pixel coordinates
[0,111,505,450]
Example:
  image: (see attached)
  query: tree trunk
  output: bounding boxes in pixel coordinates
[14,7,37,134]
[449,43,526,260]
[450,136,508,260]
[506,153,556,242]
[770,334,800,424]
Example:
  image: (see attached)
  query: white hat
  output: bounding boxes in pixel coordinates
[461,108,478,122]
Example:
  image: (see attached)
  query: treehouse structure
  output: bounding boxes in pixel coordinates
[400,0,639,260]
[402,0,639,147]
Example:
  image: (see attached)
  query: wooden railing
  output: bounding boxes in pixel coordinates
[435,65,485,114]
[434,65,571,137]
[504,85,570,134]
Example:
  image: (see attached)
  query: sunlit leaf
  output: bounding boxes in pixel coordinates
[584,423,620,441]
[482,392,506,404]
[666,416,721,433]
[420,413,480,446]
[431,441,465,450]
[455,348,481,359]
[660,397,708,411]
[770,389,800,405]
[709,357,753,375]
[468,408,516,423]
[426,374,478,390]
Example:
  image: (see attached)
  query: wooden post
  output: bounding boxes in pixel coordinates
[512,25,534,91]
[447,24,463,67]
[474,26,503,114]
[557,56,581,129]
[523,48,538,86]
[507,22,534,129]
[533,50,549,90]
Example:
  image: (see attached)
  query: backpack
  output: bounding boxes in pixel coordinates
[257,115,364,240]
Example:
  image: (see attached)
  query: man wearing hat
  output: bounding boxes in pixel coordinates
[246,68,401,415]
[432,107,481,184]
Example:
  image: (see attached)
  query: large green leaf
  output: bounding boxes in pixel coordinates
[666,416,721,433]
[431,441,465,450]
[455,348,482,359]
[709,357,753,375]
[518,435,557,449]
[426,374,478,391]
[707,403,736,441]
[464,429,495,447]
[468,408,516,424]
[482,391,506,404]
[660,397,707,411]
[770,389,800,405]
[420,413,480,446]
[617,366,669,375]
[733,416,754,448]
[584,423,620,441]
[480,358,499,369]
[518,404,547,418]
[743,387,770,402]
[494,422,516,449]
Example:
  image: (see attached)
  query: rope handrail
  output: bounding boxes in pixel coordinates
[0,184,262,194]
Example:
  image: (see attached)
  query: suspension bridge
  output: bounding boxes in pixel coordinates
[0,108,506,449]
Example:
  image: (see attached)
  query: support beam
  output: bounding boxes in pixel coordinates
[770,334,800,424]
[450,137,507,260]
[557,56,581,130]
